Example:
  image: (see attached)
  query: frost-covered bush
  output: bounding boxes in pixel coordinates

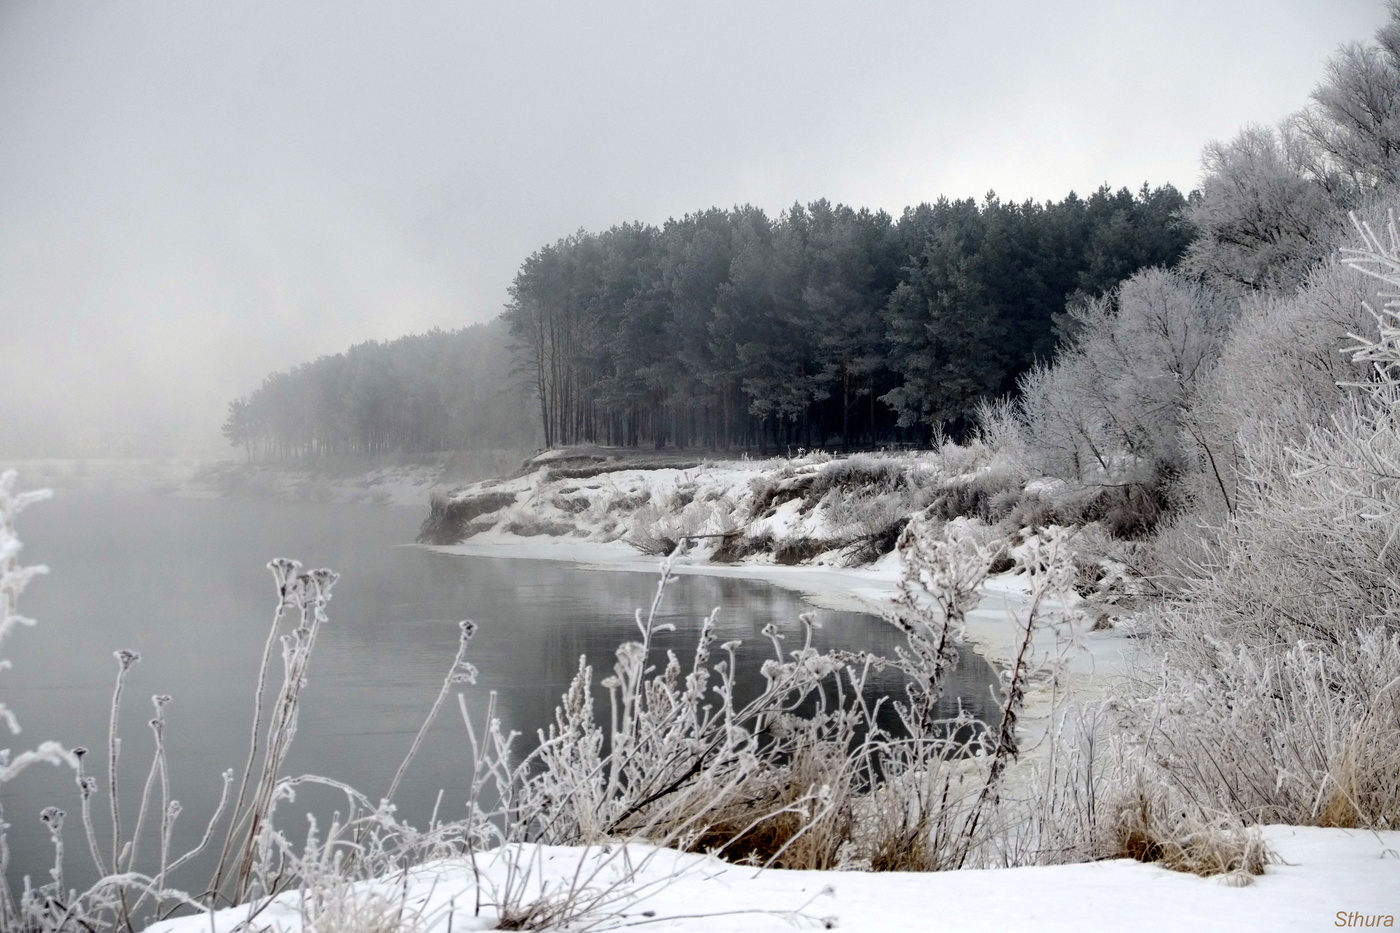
[514,520,1084,872]
[1178,250,1381,518]
[0,472,67,786]
[924,460,1027,526]
[1004,269,1230,494]
[930,437,999,478]
[807,454,911,500]
[1112,216,1400,831]
[822,487,916,546]
[626,498,737,556]
[0,473,81,928]
[1122,631,1400,828]
[502,516,572,537]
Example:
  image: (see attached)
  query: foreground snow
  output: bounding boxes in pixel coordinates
[148,827,1398,932]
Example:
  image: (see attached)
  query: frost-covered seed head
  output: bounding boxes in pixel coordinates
[40,806,63,828]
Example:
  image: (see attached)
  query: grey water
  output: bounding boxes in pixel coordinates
[1,491,999,892]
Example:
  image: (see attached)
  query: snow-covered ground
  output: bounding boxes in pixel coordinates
[147,826,1399,932]
[126,449,1400,930]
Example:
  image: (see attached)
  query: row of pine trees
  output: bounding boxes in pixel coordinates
[502,186,1192,451]
[227,185,1191,460]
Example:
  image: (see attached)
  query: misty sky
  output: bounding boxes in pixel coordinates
[0,0,1386,455]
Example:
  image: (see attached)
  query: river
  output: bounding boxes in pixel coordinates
[1,489,998,893]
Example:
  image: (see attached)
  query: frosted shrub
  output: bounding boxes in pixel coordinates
[1124,631,1400,827]
[1113,214,1400,832]
[822,487,913,542]
[807,454,910,499]
[866,520,1089,870]
[931,438,998,479]
[625,498,737,556]
[0,472,69,786]
[512,518,1086,873]
[1179,249,1380,519]
[816,460,937,561]
[0,472,80,929]
[514,557,867,866]
[987,269,1228,536]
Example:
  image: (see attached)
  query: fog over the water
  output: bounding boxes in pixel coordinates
[0,0,1383,456]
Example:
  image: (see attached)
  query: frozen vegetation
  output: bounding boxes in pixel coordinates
[6,467,1398,932]
[8,6,1400,930]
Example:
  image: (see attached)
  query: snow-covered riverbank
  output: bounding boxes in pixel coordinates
[423,447,1140,753]
[147,826,1399,932]
[82,449,1397,932]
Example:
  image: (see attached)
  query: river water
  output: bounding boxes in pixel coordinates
[1,490,998,892]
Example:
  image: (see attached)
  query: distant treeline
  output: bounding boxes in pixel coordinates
[224,186,1192,461]
[503,186,1193,450]
[222,318,539,461]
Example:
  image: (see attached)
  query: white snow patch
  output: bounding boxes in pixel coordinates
[147,826,1400,932]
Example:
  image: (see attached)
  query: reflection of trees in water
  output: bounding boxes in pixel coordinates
[453,563,1003,788]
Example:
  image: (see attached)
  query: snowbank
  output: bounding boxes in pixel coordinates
[147,826,1399,932]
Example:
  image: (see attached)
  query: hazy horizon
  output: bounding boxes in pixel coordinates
[0,0,1384,457]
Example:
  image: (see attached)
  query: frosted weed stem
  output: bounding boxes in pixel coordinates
[208,558,297,904]
[385,620,478,805]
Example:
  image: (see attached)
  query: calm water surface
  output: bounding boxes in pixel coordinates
[2,491,998,889]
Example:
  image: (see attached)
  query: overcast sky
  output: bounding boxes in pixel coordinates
[0,0,1386,455]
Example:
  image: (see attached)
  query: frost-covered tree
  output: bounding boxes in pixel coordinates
[1004,268,1229,489]
[1298,0,1400,189]
[1183,122,1346,293]
[1115,222,1400,829]
[1185,4,1400,295]
[1178,256,1380,515]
